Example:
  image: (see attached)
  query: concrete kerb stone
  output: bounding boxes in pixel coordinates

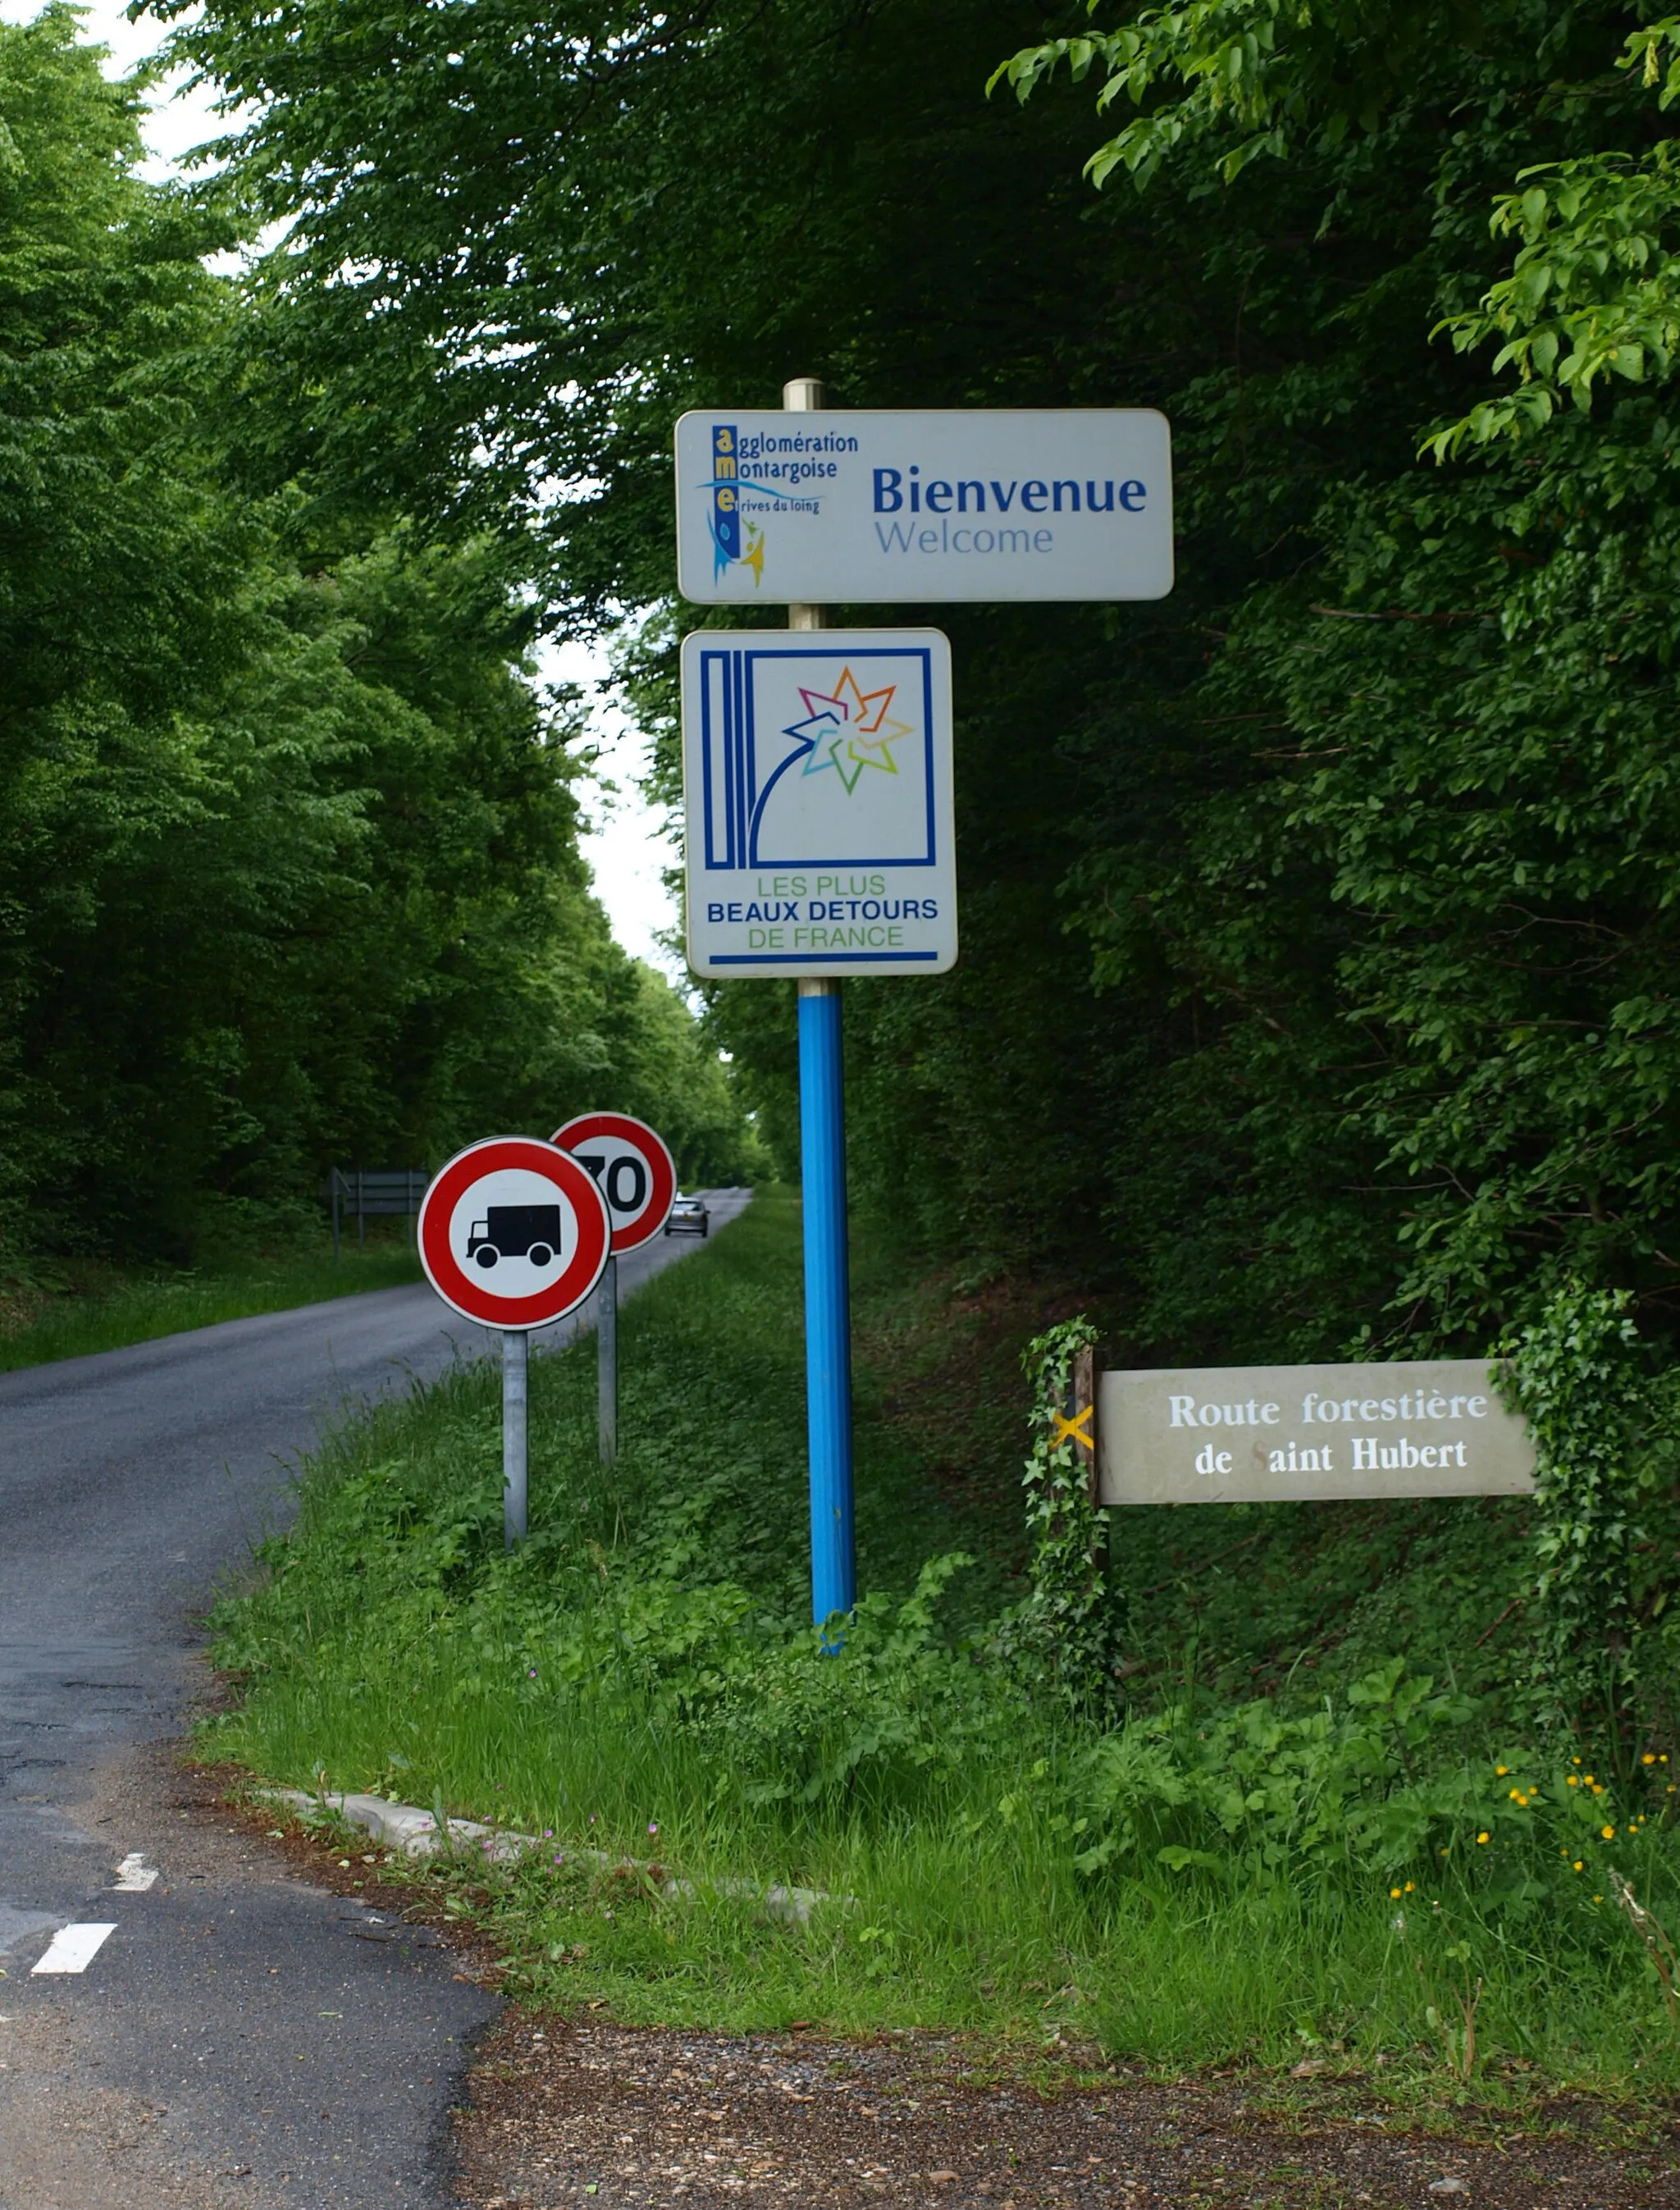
[258,1785,827,1925]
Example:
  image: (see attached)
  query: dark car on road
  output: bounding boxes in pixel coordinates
[664,1194,709,1238]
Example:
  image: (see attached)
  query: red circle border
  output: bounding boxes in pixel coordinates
[418,1137,610,1328]
[550,1112,678,1254]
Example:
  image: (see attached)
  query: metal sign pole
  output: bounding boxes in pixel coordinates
[503,1330,528,1550]
[785,372,856,1628]
[598,1252,619,1464]
[798,976,856,1622]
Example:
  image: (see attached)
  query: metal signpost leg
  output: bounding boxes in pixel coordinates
[598,1251,619,1464]
[799,979,856,1626]
[503,1330,528,1550]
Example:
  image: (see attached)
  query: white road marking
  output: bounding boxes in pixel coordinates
[112,1853,158,1892]
[32,1923,116,1975]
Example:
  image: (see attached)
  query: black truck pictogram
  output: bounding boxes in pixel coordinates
[466,1204,562,1269]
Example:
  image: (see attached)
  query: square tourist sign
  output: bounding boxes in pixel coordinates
[674,409,1173,605]
[680,628,956,978]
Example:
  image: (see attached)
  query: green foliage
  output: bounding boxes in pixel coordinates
[1502,1281,1680,1731]
[158,0,1680,1388]
[996,1316,1119,1713]
[1430,145,1680,453]
[1427,21,1680,453]
[0,1235,420,1372]
[1073,1660,1481,1878]
[0,7,753,1263]
[208,1198,1680,2083]
[982,0,1680,1356]
[993,0,1456,190]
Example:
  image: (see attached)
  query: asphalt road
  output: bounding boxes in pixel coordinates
[0,1190,751,2209]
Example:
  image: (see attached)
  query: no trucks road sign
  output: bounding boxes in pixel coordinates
[418,1136,611,1331]
[680,627,957,979]
[552,1112,677,1254]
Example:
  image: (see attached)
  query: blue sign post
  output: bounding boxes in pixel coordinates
[677,379,961,1632]
[678,610,956,1629]
[797,976,856,1623]
[676,381,966,1632]
[676,383,1173,1632]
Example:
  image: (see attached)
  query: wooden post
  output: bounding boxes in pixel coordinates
[1070,1340,1103,1573]
[1073,1341,1097,1508]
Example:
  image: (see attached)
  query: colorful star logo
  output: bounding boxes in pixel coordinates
[782,665,915,794]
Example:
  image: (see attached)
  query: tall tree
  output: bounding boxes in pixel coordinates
[0,6,756,1264]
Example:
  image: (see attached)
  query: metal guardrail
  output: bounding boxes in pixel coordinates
[321,1168,430,1263]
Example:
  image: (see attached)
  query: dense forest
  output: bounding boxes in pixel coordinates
[121,0,1680,1371]
[0,7,756,1275]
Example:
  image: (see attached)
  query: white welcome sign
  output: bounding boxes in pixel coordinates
[674,409,1173,605]
[1098,1358,1536,1507]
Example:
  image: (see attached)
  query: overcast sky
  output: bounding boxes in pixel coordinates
[2,0,682,981]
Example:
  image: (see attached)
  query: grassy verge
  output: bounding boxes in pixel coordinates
[203,1192,1680,2108]
[0,1239,422,1372]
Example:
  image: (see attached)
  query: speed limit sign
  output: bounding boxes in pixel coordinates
[551,1112,677,1253]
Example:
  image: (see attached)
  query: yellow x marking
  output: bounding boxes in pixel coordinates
[1051,1404,1094,1452]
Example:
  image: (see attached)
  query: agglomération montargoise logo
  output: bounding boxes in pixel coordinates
[705,421,861,587]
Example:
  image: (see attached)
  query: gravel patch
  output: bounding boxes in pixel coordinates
[453,2016,1680,2210]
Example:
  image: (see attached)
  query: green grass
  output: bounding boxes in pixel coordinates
[202,1193,1680,2110]
[0,1238,423,1372]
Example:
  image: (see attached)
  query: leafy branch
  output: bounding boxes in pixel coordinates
[1428,23,1680,457]
[991,0,1437,190]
